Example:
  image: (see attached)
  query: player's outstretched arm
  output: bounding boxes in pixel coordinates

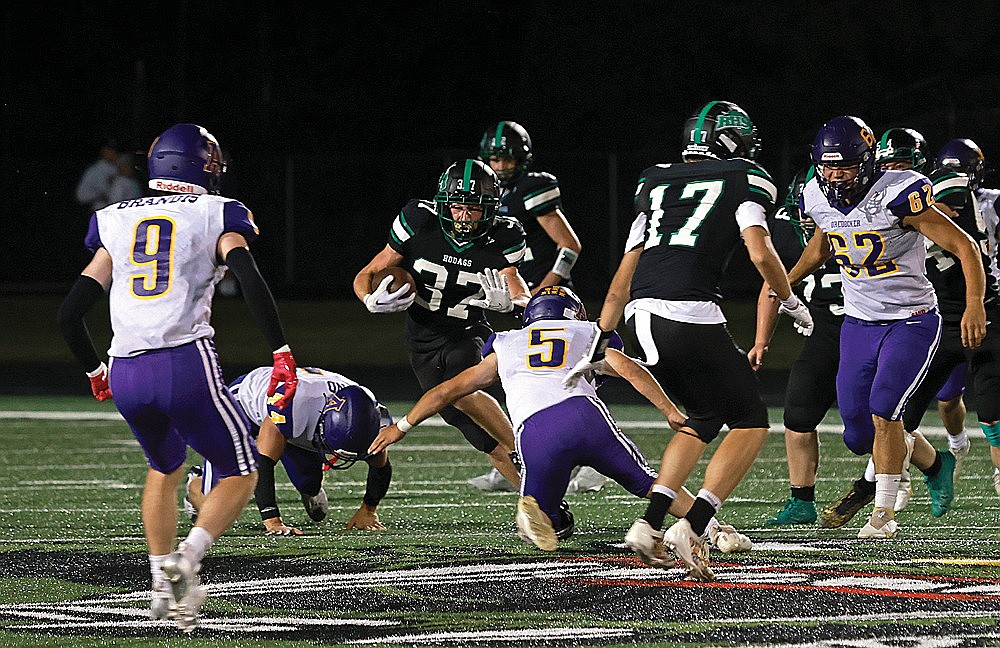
[533,208,582,294]
[368,356,501,454]
[346,450,390,531]
[219,233,298,408]
[749,282,780,370]
[253,420,302,536]
[57,249,113,401]
[907,206,987,348]
[603,349,687,431]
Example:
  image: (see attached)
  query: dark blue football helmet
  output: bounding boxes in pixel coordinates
[523,285,587,325]
[313,385,383,470]
[147,123,226,195]
[478,121,533,183]
[810,116,877,207]
[935,138,986,190]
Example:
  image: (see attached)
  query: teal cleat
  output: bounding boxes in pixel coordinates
[766,497,817,526]
[925,451,956,518]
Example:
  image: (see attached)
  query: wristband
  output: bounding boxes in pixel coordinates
[551,247,579,279]
[86,362,108,378]
[273,344,291,354]
[396,416,413,433]
[779,294,801,309]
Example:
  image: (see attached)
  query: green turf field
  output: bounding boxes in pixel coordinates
[1,397,998,647]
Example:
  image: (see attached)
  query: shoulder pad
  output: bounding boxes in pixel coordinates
[401,199,437,230]
[494,215,526,238]
[524,170,558,186]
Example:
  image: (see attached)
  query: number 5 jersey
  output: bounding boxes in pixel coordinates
[84,194,259,357]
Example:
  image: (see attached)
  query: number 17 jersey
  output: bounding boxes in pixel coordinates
[629,158,777,303]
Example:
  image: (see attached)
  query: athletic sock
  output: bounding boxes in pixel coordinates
[920,451,943,478]
[873,474,902,510]
[180,526,215,567]
[643,485,676,531]
[791,485,815,502]
[948,430,969,452]
[686,495,719,537]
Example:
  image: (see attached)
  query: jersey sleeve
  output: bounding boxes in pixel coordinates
[520,173,562,217]
[887,175,935,219]
[84,213,102,252]
[482,332,498,357]
[930,169,971,211]
[609,331,624,352]
[388,199,433,254]
[222,200,260,245]
[745,163,778,210]
[624,212,648,253]
[493,216,527,267]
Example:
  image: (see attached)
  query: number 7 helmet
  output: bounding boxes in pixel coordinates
[147,123,226,195]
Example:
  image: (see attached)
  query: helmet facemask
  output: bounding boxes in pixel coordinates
[434,159,501,242]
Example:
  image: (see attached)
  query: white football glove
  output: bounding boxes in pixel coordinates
[562,325,612,390]
[468,268,514,313]
[778,294,814,337]
[364,275,415,314]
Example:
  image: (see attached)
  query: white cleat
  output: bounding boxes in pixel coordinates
[893,469,912,512]
[566,466,609,494]
[708,520,752,554]
[515,495,558,551]
[150,579,174,621]
[161,549,207,633]
[624,518,671,567]
[468,468,517,492]
[951,442,970,481]
[301,488,329,522]
[663,519,715,582]
[993,468,1000,496]
[858,507,899,539]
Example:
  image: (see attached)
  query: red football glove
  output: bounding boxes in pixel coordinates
[86,362,112,402]
[267,347,297,410]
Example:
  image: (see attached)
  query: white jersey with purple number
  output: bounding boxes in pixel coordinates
[802,169,937,321]
[486,320,622,432]
[229,366,369,453]
[85,194,259,357]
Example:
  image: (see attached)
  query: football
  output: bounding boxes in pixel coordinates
[370,266,416,298]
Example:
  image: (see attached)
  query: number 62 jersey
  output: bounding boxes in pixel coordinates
[628,158,777,307]
[84,194,259,357]
[388,199,526,352]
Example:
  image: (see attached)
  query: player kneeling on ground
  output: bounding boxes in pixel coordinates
[188,366,392,534]
[367,286,751,558]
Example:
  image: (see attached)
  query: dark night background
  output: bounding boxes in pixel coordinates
[3,2,1000,301]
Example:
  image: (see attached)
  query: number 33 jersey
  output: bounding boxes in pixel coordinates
[628,158,777,304]
[388,199,526,351]
[801,169,937,321]
[84,194,259,357]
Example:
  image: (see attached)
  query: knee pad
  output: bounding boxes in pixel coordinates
[981,421,1000,447]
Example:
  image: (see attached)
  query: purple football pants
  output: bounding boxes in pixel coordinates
[515,395,657,525]
[109,338,258,476]
[935,362,969,402]
[836,311,941,455]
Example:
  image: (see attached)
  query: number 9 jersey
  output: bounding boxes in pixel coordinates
[629,158,777,305]
[84,194,259,357]
[801,169,937,321]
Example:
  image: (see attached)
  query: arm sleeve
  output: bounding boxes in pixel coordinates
[362,459,392,507]
[254,455,281,521]
[56,275,106,372]
[224,246,287,351]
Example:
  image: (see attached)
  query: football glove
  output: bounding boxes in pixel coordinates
[268,347,298,410]
[364,275,415,313]
[778,294,814,337]
[469,268,514,313]
[86,362,112,401]
[562,326,613,389]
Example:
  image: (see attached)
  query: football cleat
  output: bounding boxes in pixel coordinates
[150,580,175,621]
[554,500,575,541]
[894,469,912,512]
[951,441,970,481]
[161,548,207,633]
[566,466,609,494]
[663,518,715,582]
[516,495,558,551]
[820,478,875,528]
[766,497,817,525]
[183,465,202,524]
[467,468,517,492]
[624,518,671,567]
[993,468,1000,496]
[925,451,956,517]
[858,507,899,539]
[707,520,752,554]
[301,488,329,522]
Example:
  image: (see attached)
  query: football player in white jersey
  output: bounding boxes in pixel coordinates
[786,116,986,539]
[188,366,393,535]
[57,123,298,631]
[367,285,752,569]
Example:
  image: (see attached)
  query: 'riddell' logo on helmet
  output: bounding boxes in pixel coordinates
[149,179,207,195]
[716,111,753,134]
[821,152,845,162]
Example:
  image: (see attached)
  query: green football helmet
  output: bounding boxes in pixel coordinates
[876,128,928,172]
[682,100,760,161]
[434,159,501,242]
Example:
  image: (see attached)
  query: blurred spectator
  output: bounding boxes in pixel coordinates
[75,139,120,213]
[107,152,144,203]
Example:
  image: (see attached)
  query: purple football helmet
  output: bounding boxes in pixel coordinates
[935,138,986,190]
[523,285,587,325]
[810,116,877,206]
[314,385,382,469]
[147,123,226,195]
